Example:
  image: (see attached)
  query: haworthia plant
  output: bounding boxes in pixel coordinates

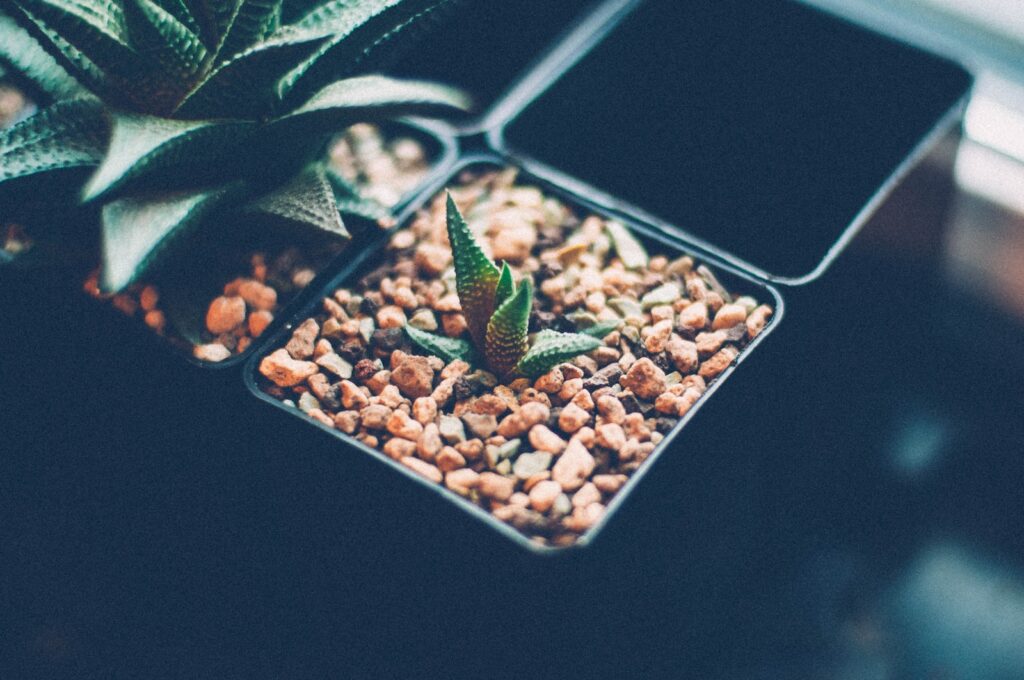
[406,195,602,379]
[0,0,470,289]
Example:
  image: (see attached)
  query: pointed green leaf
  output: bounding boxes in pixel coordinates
[515,330,601,379]
[446,192,499,349]
[82,112,254,201]
[494,261,514,308]
[0,10,88,100]
[99,187,227,292]
[183,0,239,48]
[580,319,621,339]
[12,0,137,76]
[172,26,330,118]
[265,75,469,144]
[127,0,209,84]
[152,0,202,35]
[405,325,473,365]
[0,98,108,196]
[8,4,110,96]
[485,278,532,377]
[244,164,348,239]
[277,0,454,105]
[216,0,282,62]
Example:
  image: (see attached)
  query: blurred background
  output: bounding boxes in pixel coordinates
[2,1,1024,678]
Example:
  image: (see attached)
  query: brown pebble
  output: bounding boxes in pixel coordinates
[529,480,562,512]
[596,395,626,425]
[444,468,479,495]
[496,401,550,437]
[699,346,739,380]
[695,330,727,355]
[572,482,601,508]
[194,343,231,362]
[360,404,392,430]
[206,296,246,335]
[333,411,360,434]
[558,403,591,433]
[462,412,498,439]
[436,446,467,472]
[551,439,595,492]
[620,358,667,400]
[238,280,277,311]
[383,438,416,460]
[386,410,423,440]
[401,456,442,483]
[528,424,567,454]
[377,305,407,329]
[412,397,437,425]
[592,474,628,494]
[713,303,747,330]
[478,472,515,501]
[747,304,773,338]
[391,354,435,398]
[595,423,626,450]
[259,349,318,386]
[677,301,708,331]
[285,318,320,359]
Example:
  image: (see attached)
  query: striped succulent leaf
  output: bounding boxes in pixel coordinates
[515,330,601,379]
[405,324,473,364]
[484,277,531,378]
[446,193,500,349]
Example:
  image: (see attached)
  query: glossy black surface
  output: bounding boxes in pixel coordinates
[503,0,972,279]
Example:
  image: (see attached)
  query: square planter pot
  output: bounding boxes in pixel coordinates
[246,155,784,554]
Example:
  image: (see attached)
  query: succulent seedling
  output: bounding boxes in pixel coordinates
[405,194,617,378]
[0,0,470,291]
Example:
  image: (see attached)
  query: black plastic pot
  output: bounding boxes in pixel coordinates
[246,154,784,555]
[65,120,458,385]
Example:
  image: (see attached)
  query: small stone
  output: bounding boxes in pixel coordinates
[564,502,605,532]
[570,388,595,411]
[386,410,423,440]
[746,304,773,338]
[713,303,747,330]
[455,439,485,461]
[206,296,246,334]
[376,305,407,329]
[529,480,562,513]
[315,352,353,379]
[596,395,626,425]
[592,474,628,494]
[620,358,667,400]
[285,318,320,359]
[641,282,681,309]
[699,346,739,380]
[513,451,553,479]
[194,343,231,362]
[650,305,674,323]
[572,482,601,508]
[533,368,564,394]
[333,411,360,434]
[595,423,627,450]
[666,336,699,374]
[415,242,451,275]
[436,446,466,472]
[383,438,416,460]
[438,415,466,444]
[408,309,438,331]
[557,378,584,402]
[678,301,708,331]
[445,468,479,495]
[365,370,392,395]
[340,380,369,409]
[644,319,673,354]
[371,327,404,353]
[378,384,405,408]
[470,394,507,416]
[552,493,573,518]
[478,472,515,501]
[528,424,566,454]
[695,330,727,355]
[401,456,442,483]
[144,310,166,333]
[558,403,591,433]
[412,397,437,425]
[390,354,435,398]
[307,409,334,428]
[551,439,595,492]
[139,285,159,311]
[238,280,277,311]
[360,404,392,430]
[462,412,498,439]
[496,401,550,437]
[298,391,320,414]
[259,349,318,387]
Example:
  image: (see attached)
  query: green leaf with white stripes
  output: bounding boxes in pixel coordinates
[446,192,499,349]
[215,0,282,62]
[0,9,88,100]
[405,324,474,365]
[0,98,108,194]
[485,277,532,378]
[127,0,208,84]
[99,186,228,291]
[515,330,602,379]
[244,163,348,239]
[82,111,254,201]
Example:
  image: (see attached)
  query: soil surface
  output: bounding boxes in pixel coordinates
[258,167,774,546]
